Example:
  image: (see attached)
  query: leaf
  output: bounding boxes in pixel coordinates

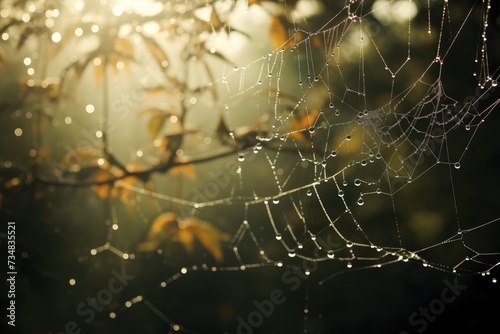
[144,85,172,98]
[136,212,178,252]
[270,15,294,50]
[210,9,223,30]
[290,109,320,144]
[141,34,169,69]
[92,163,146,205]
[61,148,100,168]
[216,117,234,146]
[170,163,197,180]
[148,113,169,140]
[137,213,229,262]
[114,37,134,56]
[183,217,230,263]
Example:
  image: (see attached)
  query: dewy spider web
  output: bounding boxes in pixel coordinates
[1,0,499,333]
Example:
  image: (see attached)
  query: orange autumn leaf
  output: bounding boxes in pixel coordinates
[92,163,149,207]
[270,15,294,50]
[170,163,197,180]
[184,217,230,263]
[93,37,134,83]
[137,213,230,262]
[290,109,320,144]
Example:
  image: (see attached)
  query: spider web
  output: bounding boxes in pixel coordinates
[1,0,500,333]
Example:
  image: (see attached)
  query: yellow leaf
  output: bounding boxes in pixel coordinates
[171,163,197,180]
[186,217,230,263]
[147,212,178,239]
[148,113,169,140]
[290,109,320,144]
[178,228,195,253]
[94,55,105,83]
[92,166,122,199]
[114,37,134,56]
[210,9,223,30]
[270,16,294,50]
[143,37,168,67]
[137,213,229,262]
[61,148,100,168]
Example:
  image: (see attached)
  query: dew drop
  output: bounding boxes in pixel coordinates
[376,188,381,194]
[273,199,280,204]
[275,234,282,241]
[492,80,498,87]
[238,155,245,162]
[342,180,348,187]
[454,162,461,169]
[357,197,364,206]
[310,234,317,241]
[306,189,312,196]
[346,242,353,248]
[329,102,334,108]
[338,190,344,197]
[297,243,303,249]
[354,179,361,186]
[288,251,296,258]
[345,135,351,140]
[308,126,315,134]
[331,151,337,157]
[465,125,471,131]
[327,250,335,259]
[493,277,497,283]
[347,262,353,268]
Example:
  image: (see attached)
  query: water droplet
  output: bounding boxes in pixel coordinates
[376,188,381,194]
[376,153,382,159]
[493,277,497,283]
[275,234,282,240]
[331,151,337,157]
[354,179,361,186]
[361,160,367,166]
[288,251,296,258]
[345,135,351,140]
[305,269,310,275]
[465,125,471,131]
[454,162,461,169]
[297,243,303,249]
[338,190,344,197]
[308,126,315,134]
[347,262,353,268]
[273,199,280,204]
[306,189,312,196]
[346,242,353,248]
[357,197,364,206]
[238,155,245,162]
[310,234,316,241]
[329,102,334,108]
[492,80,498,87]
[342,180,348,187]
[327,250,335,259]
